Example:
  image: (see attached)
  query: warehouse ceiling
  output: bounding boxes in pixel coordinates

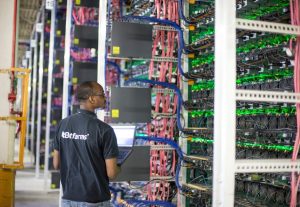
[17,0,41,65]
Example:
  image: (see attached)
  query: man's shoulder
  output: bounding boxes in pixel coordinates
[60,113,77,122]
[96,120,113,131]
[59,113,112,131]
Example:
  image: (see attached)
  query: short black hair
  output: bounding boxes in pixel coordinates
[76,81,100,102]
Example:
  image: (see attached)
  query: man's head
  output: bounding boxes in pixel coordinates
[76,81,106,111]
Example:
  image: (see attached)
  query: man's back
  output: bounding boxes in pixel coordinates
[54,109,119,203]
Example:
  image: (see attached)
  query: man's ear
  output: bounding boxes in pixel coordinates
[88,96,95,104]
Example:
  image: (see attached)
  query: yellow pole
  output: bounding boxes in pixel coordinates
[18,69,30,168]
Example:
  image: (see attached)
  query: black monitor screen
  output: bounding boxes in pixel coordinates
[110,87,151,123]
[111,21,153,59]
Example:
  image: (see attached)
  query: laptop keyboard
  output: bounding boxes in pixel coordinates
[118,150,128,158]
[117,148,131,164]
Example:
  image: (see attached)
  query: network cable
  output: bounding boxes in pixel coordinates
[122,15,196,79]
[125,78,184,132]
[136,136,184,191]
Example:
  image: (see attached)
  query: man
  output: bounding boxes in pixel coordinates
[53,81,120,207]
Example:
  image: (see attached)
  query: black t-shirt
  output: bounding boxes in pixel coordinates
[53,109,119,203]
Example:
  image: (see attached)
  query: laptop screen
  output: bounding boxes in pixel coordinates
[111,125,136,147]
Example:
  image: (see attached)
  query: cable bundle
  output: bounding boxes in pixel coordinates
[143,0,180,202]
[70,47,97,62]
[72,6,98,26]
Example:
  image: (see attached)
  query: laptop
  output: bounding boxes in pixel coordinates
[111,125,136,165]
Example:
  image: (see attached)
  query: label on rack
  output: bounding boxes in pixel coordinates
[111,109,119,118]
[112,46,120,55]
[74,38,79,45]
[31,39,37,48]
[72,77,78,84]
[56,30,61,36]
[75,0,81,5]
[46,0,54,10]
[26,51,31,58]
[36,23,43,33]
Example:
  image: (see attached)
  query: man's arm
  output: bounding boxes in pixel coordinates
[53,149,60,170]
[105,158,121,180]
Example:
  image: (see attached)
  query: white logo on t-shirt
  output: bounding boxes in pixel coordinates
[61,131,89,140]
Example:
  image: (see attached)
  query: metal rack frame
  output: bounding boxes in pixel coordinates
[213,1,300,206]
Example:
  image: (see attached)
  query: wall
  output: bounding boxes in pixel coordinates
[0,0,17,165]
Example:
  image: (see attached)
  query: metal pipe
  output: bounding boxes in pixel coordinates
[97,0,108,120]
[44,2,56,187]
[30,36,38,165]
[35,8,44,178]
[212,0,236,206]
[62,0,73,119]
[30,40,38,162]
[25,50,32,150]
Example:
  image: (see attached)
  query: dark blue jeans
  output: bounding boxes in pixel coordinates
[62,199,112,207]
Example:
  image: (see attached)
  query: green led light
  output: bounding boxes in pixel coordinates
[191,68,293,92]
[191,35,293,69]
[191,54,214,68]
[191,80,214,91]
[190,137,214,144]
[190,27,214,43]
[237,35,292,54]
[190,0,290,44]
[189,4,212,16]
[239,0,289,20]
[135,133,148,137]
[126,60,147,69]
[189,106,296,118]
[190,137,294,152]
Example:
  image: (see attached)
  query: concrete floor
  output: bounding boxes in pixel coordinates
[15,191,59,207]
[14,169,60,207]
[14,147,60,207]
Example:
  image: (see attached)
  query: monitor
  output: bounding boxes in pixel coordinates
[111,125,136,147]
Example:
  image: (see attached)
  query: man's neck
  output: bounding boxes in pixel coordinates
[79,105,95,112]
